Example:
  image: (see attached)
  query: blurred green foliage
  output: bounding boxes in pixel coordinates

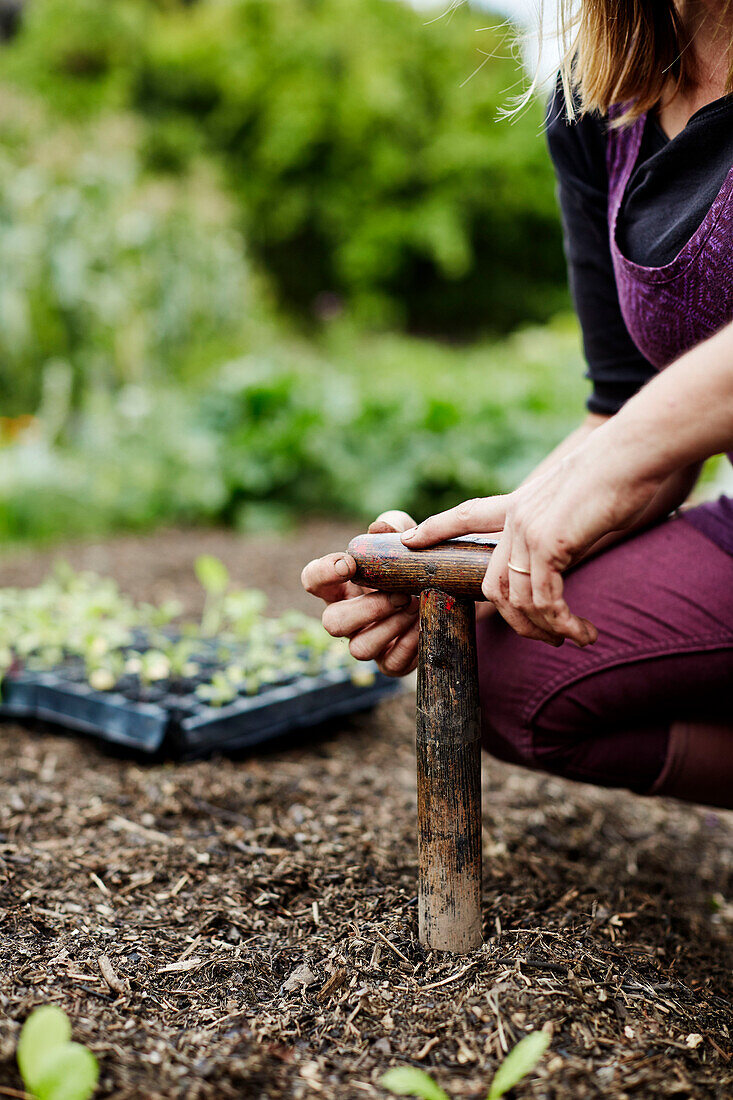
[0,90,264,415]
[0,3,590,545]
[4,0,567,333]
[0,318,588,542]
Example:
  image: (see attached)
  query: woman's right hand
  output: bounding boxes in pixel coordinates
[300,510,420,677]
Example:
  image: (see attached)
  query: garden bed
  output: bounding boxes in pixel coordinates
[0,524,731,1099]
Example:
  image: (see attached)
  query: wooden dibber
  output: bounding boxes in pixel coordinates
[347,532,497,953]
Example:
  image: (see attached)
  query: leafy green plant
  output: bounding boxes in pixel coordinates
[5,0,567,334]
[131,0,567,333]
[195,668,239,708]
[381,1030,552,1100]
[0,317,588,543]
[17,1005,98,1100]
[382,1068,449,1100]
[0,86,263,418]
[486,1032,552,1099]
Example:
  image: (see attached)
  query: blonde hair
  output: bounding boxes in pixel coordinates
[546,0,733,126]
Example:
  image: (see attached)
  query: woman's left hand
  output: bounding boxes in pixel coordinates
[401,441,661,646]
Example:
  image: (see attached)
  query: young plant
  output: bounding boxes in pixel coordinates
[220,588,267,637]
[195,554,230,636]
[381,1030,551,1100]
[195,669,239,707]
[124,650,171,688]
[155,636,199,680]
[17,1005,98,1100]
[0,561,370,707]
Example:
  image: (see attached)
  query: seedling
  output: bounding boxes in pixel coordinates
[221,588,267,636]
[159,637,200,680]
[381,1030,551,1100]
[195,668,239,707]
[17,1005,98,1100]
[195,554,230,636]
[0,558,369,721]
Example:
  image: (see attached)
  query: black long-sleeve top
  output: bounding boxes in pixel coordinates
[545,80,733,415]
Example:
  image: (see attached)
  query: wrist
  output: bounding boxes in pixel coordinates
[581,411,671,490]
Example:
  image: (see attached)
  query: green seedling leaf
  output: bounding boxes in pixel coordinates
[194,555,229,596]
[18,1006,98,1100]
[381,1067,450,1100]
[17,1006,71,1088]
[33,1042,99,1100]
[487,1030,551,1100]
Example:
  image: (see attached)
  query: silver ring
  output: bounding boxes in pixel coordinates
[507,560,531,575]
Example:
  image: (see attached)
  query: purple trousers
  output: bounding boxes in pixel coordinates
[476,512,733,809]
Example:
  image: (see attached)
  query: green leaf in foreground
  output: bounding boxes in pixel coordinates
[487,1030,551,1100]
[32,1043,99,1100]
[381,1067,450,1100]
[17,1006,99,1100]
[17,1006,71,1090]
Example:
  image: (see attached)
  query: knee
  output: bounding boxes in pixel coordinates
[475,612,593,775]
[476,613,547,769]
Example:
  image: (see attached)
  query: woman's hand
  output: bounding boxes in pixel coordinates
[301,510,420,676]
[401,439,662,646]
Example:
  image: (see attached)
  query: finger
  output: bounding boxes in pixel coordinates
[301,553,359,603]
[322,591,416,638]
[506,532,535,623]
[530,558,598,646]
[349,608,421,662]
[401,497,509,548]
[482,533,563,646]
[377,619,420,677]
[505,532,567,644]
[369,510,417,534]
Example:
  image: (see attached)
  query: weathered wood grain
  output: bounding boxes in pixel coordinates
[416,589,482,952]
[347,532,496,599]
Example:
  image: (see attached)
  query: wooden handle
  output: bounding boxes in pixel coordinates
[347,532,497,598]
[346,531,487,952]
[417,590,482,951]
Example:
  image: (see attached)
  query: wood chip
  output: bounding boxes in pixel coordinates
[373,928,410,964]
[98,954,127,994]
[317,967,347,1002]
[157,957,204,974]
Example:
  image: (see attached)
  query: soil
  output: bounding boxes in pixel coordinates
[0,524,731,1099]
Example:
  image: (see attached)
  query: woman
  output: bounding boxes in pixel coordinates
[301,0,733,809]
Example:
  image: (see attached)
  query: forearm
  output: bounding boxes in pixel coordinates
[585,461,700,556]
[590,322,733,485]
[521,413,610,485]
[523,413,700,554]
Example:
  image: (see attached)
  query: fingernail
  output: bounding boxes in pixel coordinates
[402,527,417,541]
[334,557,350,577]
[389,593,410,607]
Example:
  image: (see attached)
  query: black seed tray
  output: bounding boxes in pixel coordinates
[0,665,402,757]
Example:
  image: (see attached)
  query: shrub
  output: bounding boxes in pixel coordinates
[202,319,586,525]
[134,0,567,332]
[0,0,145,114]
[5,0,567,334]
[0,90,264,415]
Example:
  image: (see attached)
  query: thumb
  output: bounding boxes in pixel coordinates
[368,509,417,534]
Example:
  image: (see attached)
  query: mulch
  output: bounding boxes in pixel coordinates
[0,525,731,1099]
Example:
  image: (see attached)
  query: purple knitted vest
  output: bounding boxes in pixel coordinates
[607,109,733,369]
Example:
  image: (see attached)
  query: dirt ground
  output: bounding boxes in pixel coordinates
[0,524,731,1099]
